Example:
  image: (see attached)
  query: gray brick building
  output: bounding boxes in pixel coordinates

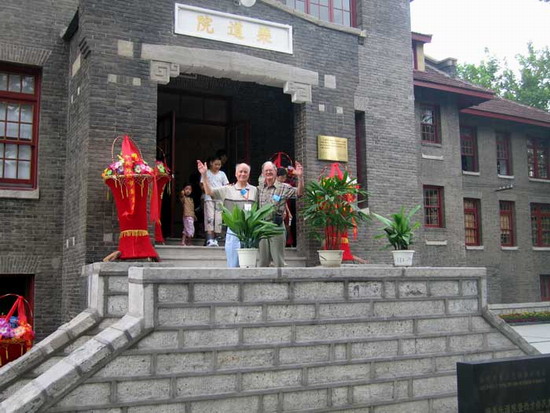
[0,0,548,338]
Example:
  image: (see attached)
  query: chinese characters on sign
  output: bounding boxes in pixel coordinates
[175,4,292,54]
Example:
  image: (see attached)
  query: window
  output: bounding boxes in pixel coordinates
[527,138,549,180]
[423,186,444,228]
[0,64,40,189]
[496,132,512,176]
[461,126,478,172]
[531,203,550,247]
[541,275,550,301]
[464,198,481,246]
[499,201,515,246]
[420,104,441,144]
[279,0,355,27]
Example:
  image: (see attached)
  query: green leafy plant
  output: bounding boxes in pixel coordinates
[372,205,421,250]
[222,203,285,249]
[302,172,370,250]
[500,311,550,324]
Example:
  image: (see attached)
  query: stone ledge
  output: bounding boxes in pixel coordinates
[129,266,486,282]
[482,308,539,356]
[0,310,100,393]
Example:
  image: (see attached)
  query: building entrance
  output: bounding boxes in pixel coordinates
[156,75,295,242]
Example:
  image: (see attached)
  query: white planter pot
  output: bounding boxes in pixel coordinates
[318,249,344,267]
[237,248,258,268]
[392,250,415,267]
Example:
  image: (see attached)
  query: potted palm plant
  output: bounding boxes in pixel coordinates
[372,205,421,266]
[302,170,369,267]
[222,203,285,268]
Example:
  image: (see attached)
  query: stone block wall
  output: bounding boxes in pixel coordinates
[40,266,525,412]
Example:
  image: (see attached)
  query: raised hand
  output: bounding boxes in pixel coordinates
[294,161,303,177]
[197,160,208,175]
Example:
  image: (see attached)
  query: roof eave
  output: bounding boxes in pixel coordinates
[461,108,550,129]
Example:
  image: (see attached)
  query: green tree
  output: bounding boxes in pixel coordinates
[457,44,550,111]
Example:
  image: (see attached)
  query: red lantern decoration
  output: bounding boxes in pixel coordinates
[102,136,159,260]
[0,294,34,366]
[325,162,355,262]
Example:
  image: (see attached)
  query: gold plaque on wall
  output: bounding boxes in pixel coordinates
[317,135,348,162]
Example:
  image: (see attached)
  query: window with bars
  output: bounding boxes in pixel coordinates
[423,186,444,228]
[527,138,549,180]
[496,132,512,176]
[0,65,40,188]
[464,198,481,246]
[420,104,441,144]
[278,0,355,27]
[531,203,550,247]
[541,275,550,301]
[499,201,515,247]
[461,126,478,172]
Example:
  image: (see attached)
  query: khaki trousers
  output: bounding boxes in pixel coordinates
[258,230,286,267]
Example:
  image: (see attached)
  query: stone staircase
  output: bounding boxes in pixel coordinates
[156,244,307,267]
[0,265,537,412]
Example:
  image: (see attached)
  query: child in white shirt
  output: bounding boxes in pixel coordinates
[200,156,229,246]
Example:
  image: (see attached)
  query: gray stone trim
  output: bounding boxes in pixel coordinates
[482,307,539,356]
[0,189,39,199]
[0,310,100,396]
[0,42,51,66]
[150,60,180,85]
[489,302,550,315]
[141,44,319,91]
[260,0,366,38]
[0,255,42,274]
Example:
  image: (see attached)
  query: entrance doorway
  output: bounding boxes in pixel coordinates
[156,75,295,241]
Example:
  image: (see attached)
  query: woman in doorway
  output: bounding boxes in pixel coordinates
[200,156,229,247]
[197,160,257,267]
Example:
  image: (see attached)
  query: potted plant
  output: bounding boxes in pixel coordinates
[222,203,285,268]
[302,171,370,267]
[372,205,421,266]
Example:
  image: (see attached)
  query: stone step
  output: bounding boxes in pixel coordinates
[156,245,307,267]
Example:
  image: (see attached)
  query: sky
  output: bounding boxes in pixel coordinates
[410,0,550,70]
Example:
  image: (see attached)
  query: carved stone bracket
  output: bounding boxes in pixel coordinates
[283,81,312,104]
[150,60,181,84]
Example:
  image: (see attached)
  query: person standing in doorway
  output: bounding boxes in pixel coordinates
[200,156,229,247]
[198,160,257,267]
[258,161,304,267]
[179,183,196,246]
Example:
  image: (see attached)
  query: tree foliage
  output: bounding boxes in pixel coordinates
[456,43,550,111]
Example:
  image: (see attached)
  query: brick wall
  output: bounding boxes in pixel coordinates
[0,0,78,338]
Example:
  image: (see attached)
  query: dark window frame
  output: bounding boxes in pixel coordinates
[496,132,512,176]
[531,203,550,247]
[278,0,357,27]
[541,275,550,301]
[527,137,549,180]
[461,126,479,172]
[423,185,444,228]
[499,201,516,247]
[0,63,41,189]
[464,198,481,246]
[420,103,441,144]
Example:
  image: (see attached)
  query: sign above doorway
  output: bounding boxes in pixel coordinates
[174,4,293,54]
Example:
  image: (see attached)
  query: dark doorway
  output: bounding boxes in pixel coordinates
[0,274,34,325]
[156,76,294,241]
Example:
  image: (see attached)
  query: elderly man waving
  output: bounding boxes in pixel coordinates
[198,160,258,267]
[257,161,304,267]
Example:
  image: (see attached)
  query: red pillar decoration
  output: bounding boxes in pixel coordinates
[153,161,172,244]
[102,136,159,261]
